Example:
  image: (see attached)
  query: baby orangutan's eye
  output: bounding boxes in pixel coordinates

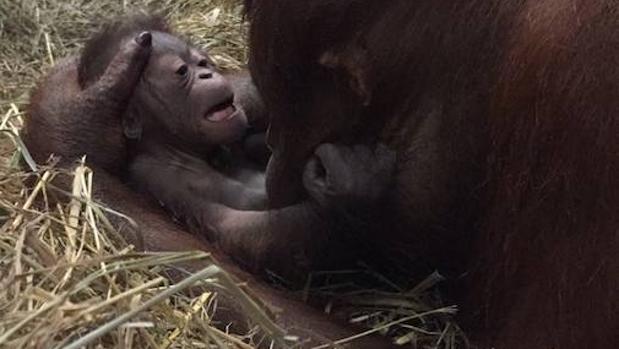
[176,64,188,76]
[198,59,209,67]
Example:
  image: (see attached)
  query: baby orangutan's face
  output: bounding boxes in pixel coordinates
[135,31,248,145]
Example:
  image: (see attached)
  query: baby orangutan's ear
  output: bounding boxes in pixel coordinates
[319,39,373,106]
[122,106,143,140]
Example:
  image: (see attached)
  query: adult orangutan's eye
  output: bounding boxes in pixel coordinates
[176,64,188,76]
[198,59,209,67]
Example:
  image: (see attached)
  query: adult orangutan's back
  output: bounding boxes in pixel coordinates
[243,1,619,348]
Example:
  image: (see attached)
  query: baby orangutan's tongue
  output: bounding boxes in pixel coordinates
[206,103,236,122]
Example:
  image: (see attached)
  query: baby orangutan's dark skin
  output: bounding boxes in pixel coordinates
[120,31,270,212]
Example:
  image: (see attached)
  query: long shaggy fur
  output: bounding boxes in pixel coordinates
[243,1,618,348]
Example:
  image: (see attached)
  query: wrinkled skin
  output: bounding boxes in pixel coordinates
[124,31,249,147]
[22,19,399,348]
[243,1,618,349]
[117,30,268,212]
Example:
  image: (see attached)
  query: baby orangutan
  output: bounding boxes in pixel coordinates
[79,16,396,280]
[78,16,267,217]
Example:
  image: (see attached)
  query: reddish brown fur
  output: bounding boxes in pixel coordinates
[244,0,618,348]
[25,57,129,175]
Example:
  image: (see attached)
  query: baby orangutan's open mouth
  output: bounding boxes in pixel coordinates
[205,95,237,122]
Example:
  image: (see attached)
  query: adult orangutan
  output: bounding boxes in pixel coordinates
[223,1,618,349]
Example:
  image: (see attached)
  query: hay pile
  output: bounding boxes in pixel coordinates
[0,1,466,348]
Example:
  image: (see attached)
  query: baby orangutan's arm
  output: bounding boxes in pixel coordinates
[130,152,268,212]
[159,143,396,281]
